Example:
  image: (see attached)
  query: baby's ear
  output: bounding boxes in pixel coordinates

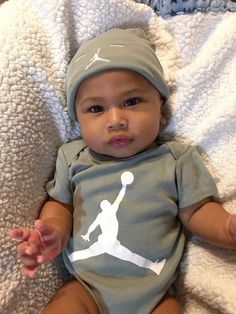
[160,97,166,126]
[160,95,166,106]
[160,116,166,126]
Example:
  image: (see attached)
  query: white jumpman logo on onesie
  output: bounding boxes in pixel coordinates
[69,171,166,275]
[85,48,111,70]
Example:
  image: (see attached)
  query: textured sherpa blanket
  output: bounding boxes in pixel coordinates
[0,0,235,313]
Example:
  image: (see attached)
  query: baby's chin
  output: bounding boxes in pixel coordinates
[88,139,158,159]
[97,145,157,159]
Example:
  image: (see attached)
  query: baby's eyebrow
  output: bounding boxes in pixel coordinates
[77,96,104,106]
[121,88,148,96]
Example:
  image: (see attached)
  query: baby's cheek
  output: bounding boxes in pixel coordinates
[82,130,100,148]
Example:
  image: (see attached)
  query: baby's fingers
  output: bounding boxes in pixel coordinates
[10,228,31,241]
[36,241,61,264]
[17,238,40,257]
[16,241,32,256]
[20,254,39,268]
[23,267,37,279]
[19,249,42,278]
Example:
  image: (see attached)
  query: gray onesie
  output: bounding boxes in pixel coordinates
[46,140,218,314]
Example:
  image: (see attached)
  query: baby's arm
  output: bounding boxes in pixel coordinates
[179,198,236,248]
[10,199,73,278]
[81,214,101,241]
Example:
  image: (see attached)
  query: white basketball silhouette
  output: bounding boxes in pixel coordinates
[69,169,166,276]
[121,171,134,185]
[100,200,111,210]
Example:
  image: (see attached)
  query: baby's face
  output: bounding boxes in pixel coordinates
[75,69,163,158]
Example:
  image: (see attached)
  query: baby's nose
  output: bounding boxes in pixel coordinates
[107,108,128,130]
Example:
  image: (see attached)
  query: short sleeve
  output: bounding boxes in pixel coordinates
[176,146,218,208]
[46,146,73,205]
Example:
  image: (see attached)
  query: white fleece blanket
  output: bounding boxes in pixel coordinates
[0,0,235,313]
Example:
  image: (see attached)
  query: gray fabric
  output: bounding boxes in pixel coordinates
[46,140,218,314]
[66,28,170,121]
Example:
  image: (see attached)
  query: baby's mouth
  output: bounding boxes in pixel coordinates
[108,135,132,147]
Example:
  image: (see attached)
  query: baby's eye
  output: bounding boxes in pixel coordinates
[124,97,141,107]
[89,105,104,113]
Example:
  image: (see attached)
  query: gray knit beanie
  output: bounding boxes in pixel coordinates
[66,28,170,122]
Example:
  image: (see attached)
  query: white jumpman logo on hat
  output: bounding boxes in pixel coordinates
[85,48,111,70]
[69,171,166,276]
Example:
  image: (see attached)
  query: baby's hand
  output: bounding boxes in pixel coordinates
[10,219,63,278]
[228,215,236,246]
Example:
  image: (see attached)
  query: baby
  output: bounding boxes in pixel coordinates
[11,28,236,314]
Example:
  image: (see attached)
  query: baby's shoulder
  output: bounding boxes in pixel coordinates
[58,138,87,165]
[164,141,193,160]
